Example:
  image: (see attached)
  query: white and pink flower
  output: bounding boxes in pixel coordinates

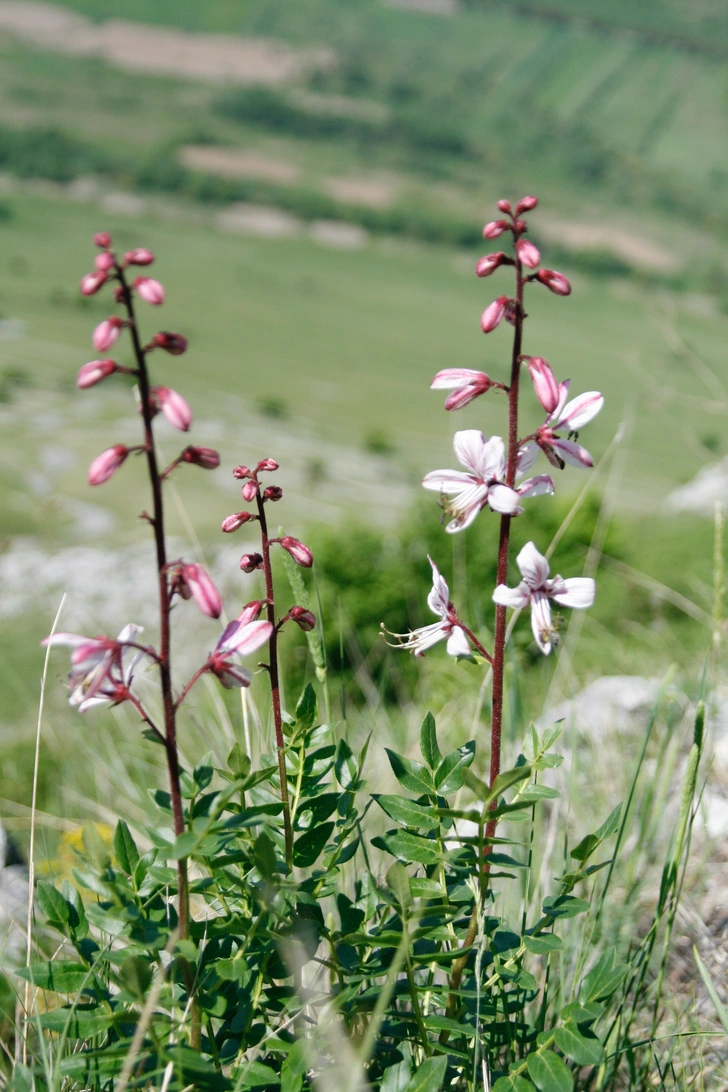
[208,618,272,688]
[519,384,604,471]
[384,556,470,657]
[42,624,145,713]
[430,368,495,411]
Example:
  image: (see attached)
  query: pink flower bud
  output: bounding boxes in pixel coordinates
[256,458,279,472]
[77,359,117,389]
[95,252,115,273]
[94,232,111,248]
[497,199,512,213]
[483,220,507,239]
[93,316,123,352]
[133,277,165,306]
[221,511,256,532]
[153,331,187,355]
[154,386,192,432]
[514,219,527,233]
[181,563,222,619]
[480,296,509,334]
[88,444,128,486]
[241,480,258,502]
[114,286,125,304]
[515,195,538,214]
[289,606,316,631]
[527,357,560,414]
[536,269,571,296]
[280,536,313,567]
[240,552,264,573]
[182,446,220,469]
[125,248,154,266]
[233,465,252,479]
[238,600,265,625]
[475,252,505,278]
[263,485,282,501]
[516,238,540,269]
[80,271,107,296]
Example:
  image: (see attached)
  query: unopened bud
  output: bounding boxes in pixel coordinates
[154,386,192,432]
[240,552,264,573]
[279,536,313,567]
[238,600,265,625]
[94,231,111,248]
[88,444,128,486]
[241,480,258,502]
[475,252,505,278]
[233,465,252,479]
[221,511,256,533]
[256,458,279,472]
[483,220,507,239]
[95,252,115,273]
[77,359,117,389]
[181,563,222,619]
[124,248,154,266]
[527,357,560,414]
[480,295,509,334]
[515,195,538,214]
[289,606,316,631]
[114,286,125,304]
[536,269,571,296]
[153,331,187,355]
[133,277,165,306]
[263,485,282,502]
[496,199,512,213]
[516,238,540,269]
[182,445,220,469]
[80,271,107,296]
[93,315,123,352]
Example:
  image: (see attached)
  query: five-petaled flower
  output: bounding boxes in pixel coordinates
[42,624,145,713]
[383,556,470,657]
[422,430,554,533]
[207,618,272,688]
[492,541,595,654]
[519,383,604,471]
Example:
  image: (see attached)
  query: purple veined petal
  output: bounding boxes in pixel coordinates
[487,483,522,515]
[492,582,530,610]
[516,443,539,478]
[530,591,553,654]
[42,632,97,649]
[554,391,604,430]
[422,469,476,493]
[444,483,490,532]
[550,437,594,468]
[446,626,471,657]
[480,434,507,481]
[444,384,486,411]
[217,619,241,651]
[392,620,449,655]
[551,577,596,609]
[426,556,450,618]
[431,368,488,389]
[222,619,272,656]
[547,380,571,426]
[516,541,550,589]
[517,474,555,498]
[453,430,488,474]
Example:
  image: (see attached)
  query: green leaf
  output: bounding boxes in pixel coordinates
[542,895,590,919]
[490,765,532,801]
[294,822,335,867]
[435,741,476,794]
[170,831,201,860]
[381,1058,412,1092]
[17,962,96,995]
[281,1039,314,1092]
[542,722,564,750]
[236,1061,281,1088]
[493,1077,536,1092]
[296,683,317,732]
[526,1049,574,1092]
[193,753,214,791]
[569,834,599,862]
[119,955,153,1001]
[385,749,435,795]
[36,881,70,926]
[375,828,442,864]
[386,862,413,911]
[113,820,140,875]
[420,711,441,770]
[37,1006,116,1037]
[578,947,627,1003]
[254,831,276,879]
[554,1026,604,1066]
[519,785,560,802]
[374,795,439,830]
[535,753,564,770]
[227,742,251,778]
[423,1014,476,1038]
[594,803,622,841]
[335,738,358,789]
[7,1063,33,1092]
[695,945,728,1036]
[405,1055,447,1092]
[61,880,88,940]
[560,1001,603,1025]
[523,933,563,955]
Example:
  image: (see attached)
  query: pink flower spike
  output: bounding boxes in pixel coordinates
[536,269,571,296]
[182,446,220,469]
[475,252,505,278]
[483,220,507,239]
[240,552,264,573]
[221,511,256,533]
[289,606,317,631]
[430,368,493,411]
[88,444,129,486]
[516,238,540,269]
[125,248,154,266]
[154,386,192,432]
[94,231,111,248]
[93,315,123,352]
[241,480,258,502]
[77,359,117,389]
[497,199,512,213]
[515,195,538,214]
[80,271,107,296]
[95,252,115,273]
[133,277,165,305]
[181,563,222,619]
[279,536,313,567]
[383,556,470,657]
[481,296,509,334]
[527,357,560,414]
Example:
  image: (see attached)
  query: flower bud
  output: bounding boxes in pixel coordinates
[80,271,107,296]
[516,238,540,269]
[240,552,264,573]
[238,600,265,625]
[536,269,571,296]
[514,219,527,233]
[496,199,512,213]
[124,248,154,266]
[94,231,111,248]
[233,465,252,479]
[133,277,165,306]
[154,386,192,432]
[289,606,316,631]
[181,563,222,619]
[77,359,117,389]
[527,357,560,414]
[153,331,187,355]
[93,316,123,352]
[182,445,220,469]
[480,295,509,334]
[241,480,258,502]
[95,252,115,273]
[475,252,505,278]
[114,286,125,304]
[88,444,128,486]
[256,458,279,472]
[263,485,282,502]
[483,220,507,239]
[221,511,256,533]
[279,536,313,567]
[515,195,538,214]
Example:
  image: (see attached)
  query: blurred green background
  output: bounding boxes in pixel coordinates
[0,0,725,824]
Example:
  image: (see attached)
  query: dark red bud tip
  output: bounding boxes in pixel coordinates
[256,458,279,472]
[240,552,264,573]
[94,231,112,248]
[496,199,512,213]
[233,465,253,479]
[289,606,316,631]
[263,485,282,501]
[182,445,220,469]
[153,331,188,355]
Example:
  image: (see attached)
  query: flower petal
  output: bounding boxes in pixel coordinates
[453,430,487,474]
[530,592,553,654]
[446,626,471,657]
[480,434,507,480]
[554,391,604,430]
[430,368,488,389]
[487,484,521,514]
[546,380,571,426]
[516,542,550,588]
[551,577,596,610]
[422,469,476,493]
[516,443,539,478]
[492,582,530,609]
[517,474,555,498]
[427,556,450,618]
[222,619,272,656]
[551,438,593,468]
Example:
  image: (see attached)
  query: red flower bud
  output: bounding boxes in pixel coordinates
[181,563,222,619]
[95,252,115,273]
[475,252,505,278]
[93,315,123,352]
[94,231,111,248]
[256,458,279,472]
[153,386,192,431]
[241,480,258,502]
[289,606,316,631]
[279,536,313,567]
[221,512,256,533]
[240,552,264,573]
[182,445,220,469]
[483,220,507,239]
[133,277,165,306]
[233,465,252,479]
[88,444,128,486]
[238,600,265,625]
[153,331,187,355]
[496,199,512,213]
[480,295,509,333]
[124,248,154,266]
[515,195,538,214]
[80,271,107,296]
[536,269,571,296]
[77,359,117,389]
[516,238,540,270]
[263,486,282,502]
